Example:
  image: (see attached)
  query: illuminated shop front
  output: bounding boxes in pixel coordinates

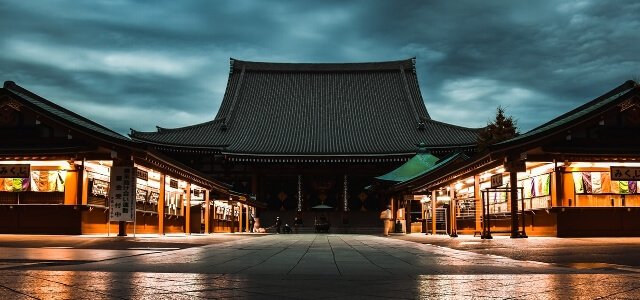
[79,158,220,235]
[1,81,264,235]
[395,80,640,237]
[210,196,252,233]
[0,156,231,234]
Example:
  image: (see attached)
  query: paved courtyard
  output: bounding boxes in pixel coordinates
[0,233,639,299]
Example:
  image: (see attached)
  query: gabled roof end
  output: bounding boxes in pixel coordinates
[3,81,16,89]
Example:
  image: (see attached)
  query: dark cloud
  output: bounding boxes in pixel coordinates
[1,0,638,135]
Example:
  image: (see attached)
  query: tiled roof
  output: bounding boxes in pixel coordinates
[494,80,639,149]
[131,58,480,155]
[3,81,132,143]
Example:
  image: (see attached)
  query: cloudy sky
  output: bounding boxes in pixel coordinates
[1,1,639,136]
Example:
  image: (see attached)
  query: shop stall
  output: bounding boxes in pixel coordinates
[0,81,240,235]
[389,80,640,237]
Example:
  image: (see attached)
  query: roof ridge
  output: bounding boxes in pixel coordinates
[400,67,420,123]
[495,83,638,148]
[527,80,637,133]
[222,65,246,128]
[3,81,129,141]
[422,118,484,131]
[229,57,416,72]
[130,119,222,136]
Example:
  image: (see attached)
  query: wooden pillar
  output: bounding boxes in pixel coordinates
[76,159,85,205]
[510,171,519,238]
[238,202,243,233]
[81,160,89,205]
[450,184,457,237]
[421,199,426,233]
[204,190,210,234]
[245,204,250,233]
[431,190,436,235]
[158,173,166,235]
[185,182,191,234]
[405,196,411,234]
[230,199,235,233]
[212,199,217,233]
[474,175,482,232]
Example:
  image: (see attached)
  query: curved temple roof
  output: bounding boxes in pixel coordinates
[131,58,481,156]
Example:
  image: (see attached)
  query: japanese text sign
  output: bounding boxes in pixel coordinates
[610,166,640,181]
[490,174,503,188]
[0,164,30,178]
[109,166,137,222]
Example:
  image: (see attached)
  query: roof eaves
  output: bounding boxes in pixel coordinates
[3,81,133,145]
[221,152,416,157]
[494,83,637,149]
[389,152,469,189]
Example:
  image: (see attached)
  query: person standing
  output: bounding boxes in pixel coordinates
[275,216,282,234]
[294,217,301,234]
[381,205,392,236]
[249,214,255,233]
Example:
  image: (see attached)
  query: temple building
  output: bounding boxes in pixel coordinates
[3,60,637,237]
[130,58,481,230]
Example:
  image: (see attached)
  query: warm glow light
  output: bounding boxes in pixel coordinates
[0,160,71,169]
[570,162,640,168]
[528,163,555,176]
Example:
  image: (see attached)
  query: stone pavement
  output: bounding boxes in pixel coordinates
[0,233,639,299]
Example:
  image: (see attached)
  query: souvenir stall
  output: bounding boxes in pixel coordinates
[0,160,78,234]
[397,80,640,237]
[0,81,233,235]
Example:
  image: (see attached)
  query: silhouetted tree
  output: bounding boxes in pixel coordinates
[477,106,519,151]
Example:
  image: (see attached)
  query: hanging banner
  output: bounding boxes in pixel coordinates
[109,166,137,222]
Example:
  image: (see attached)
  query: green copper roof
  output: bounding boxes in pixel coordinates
[375,143,440,182]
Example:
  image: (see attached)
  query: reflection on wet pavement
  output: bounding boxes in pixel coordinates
[1,271,640,299]
[1,234,640,299]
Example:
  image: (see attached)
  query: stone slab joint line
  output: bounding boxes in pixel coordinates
[286,235,320,275]
[327,235,342,275]
[337,236,394,275]
[211,239,297,274]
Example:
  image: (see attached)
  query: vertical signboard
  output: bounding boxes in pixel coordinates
[490,174,503,188]
[109,166,137,222]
